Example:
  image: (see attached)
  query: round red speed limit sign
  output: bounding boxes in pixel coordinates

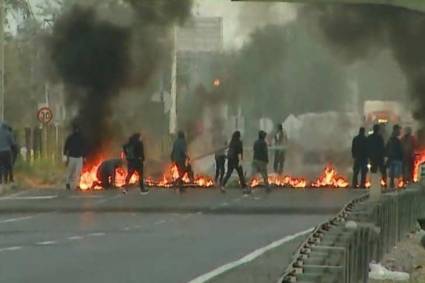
[37,107,53,125]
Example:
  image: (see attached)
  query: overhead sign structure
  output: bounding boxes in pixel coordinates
[37,107,53,125]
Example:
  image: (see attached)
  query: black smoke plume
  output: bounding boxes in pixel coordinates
[50,6,130,156]
[49,1,193,158]
[302,4,425,132]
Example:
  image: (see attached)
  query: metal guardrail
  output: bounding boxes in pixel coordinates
[278,185,425,283]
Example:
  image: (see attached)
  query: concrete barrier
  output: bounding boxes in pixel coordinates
[279,185,425,283]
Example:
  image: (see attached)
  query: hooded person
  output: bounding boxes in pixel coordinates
[0,122,16,184]
[92,158,124,189]
[213,132,227,185]
[351,127,368,188]
[123,133,148,194]
[221,131,248,194]
[171,131,192,193]
[401,127,416,183]
[368,124,387,187]
[386,125,403,188]
[252,130,271,192]
[273,124,288,175]
[64,123,86,190]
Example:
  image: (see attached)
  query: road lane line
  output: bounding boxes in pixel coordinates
[0,195,58,201]
[0,216,33,224]
[87,232,106,237]
[67,236,84,241]
[36,241,57,246]
[187,227,314,283]
[0,246,22,252]
[154,220,167,225]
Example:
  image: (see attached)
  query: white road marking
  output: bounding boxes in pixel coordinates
[0,246,22,252]
[87,232,106,237]
[0,216,33,224]
[69,195,104,199]
[154,220,167,225]
[36,241,57,246]
[0,195,58,201]
[123,227,131,231]
[187,227,315,283]
[67,236,84,241]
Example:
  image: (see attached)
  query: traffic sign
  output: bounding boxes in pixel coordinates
[37,107,53,125]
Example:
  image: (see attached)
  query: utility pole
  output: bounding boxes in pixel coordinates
[0,0,4,121]
[169,26,177,135]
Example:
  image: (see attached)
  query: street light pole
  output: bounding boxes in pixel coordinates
[0,0,5,121]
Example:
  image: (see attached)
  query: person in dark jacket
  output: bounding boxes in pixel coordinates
[213,133,227,185]
[64,124,86,190]
[386,125,403,188]
[221,131,247,194]
[401,127,416,183]
[252,131,270,192]
[273,124,288,174]
[171,131,191,193]
[92,159,123,189]
[351,127,368,188]
[123,133,148,194]
[368,124,387,187]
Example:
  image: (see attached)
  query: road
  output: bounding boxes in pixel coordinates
[0,188,364,283]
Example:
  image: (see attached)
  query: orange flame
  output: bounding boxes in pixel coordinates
[311,165,349,189]
[414,150,425,182]
[80,161,214,191]
[79,157,139,191]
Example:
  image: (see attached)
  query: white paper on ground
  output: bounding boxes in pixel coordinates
[369,263,410,281]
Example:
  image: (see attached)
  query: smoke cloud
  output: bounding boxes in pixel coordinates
[49,0,193,158]
[301,4,425,129]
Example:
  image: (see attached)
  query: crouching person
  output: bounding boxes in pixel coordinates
[123,133,148,195]
[93,159,123,189]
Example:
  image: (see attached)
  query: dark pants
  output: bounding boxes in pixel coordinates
[175,160,191,190]
[402,157,414,183]
[126,159,144,190]
[215,155,226,184]
[222,159,246,188]
[370,158,387,186]
[0,150,12,184]
[274,150,285,174]
[352,159,368,188]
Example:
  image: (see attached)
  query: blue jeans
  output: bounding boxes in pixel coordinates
[389,160,402,188]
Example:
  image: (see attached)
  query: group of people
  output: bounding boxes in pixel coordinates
[351,124,416,189]
[63,123,289,195]
[64,125,148,194]
[213,124,288,194]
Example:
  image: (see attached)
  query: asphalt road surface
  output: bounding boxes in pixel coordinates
[0,188,365,283]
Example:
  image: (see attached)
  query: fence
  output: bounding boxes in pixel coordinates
[14,125,65,164]
[279,185,425,283]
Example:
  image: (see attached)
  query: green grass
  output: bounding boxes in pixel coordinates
[14,158,65,188]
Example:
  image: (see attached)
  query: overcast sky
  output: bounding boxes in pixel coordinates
[26,0,297,49]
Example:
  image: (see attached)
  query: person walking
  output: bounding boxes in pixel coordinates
[171,131,190,193]
[123,133,148,194]
[368,124,387,188]
[221,131,248,194]
[351,127,369,188]
[252,130,271,192]
[273,124,287,175]
[401,127,416,183]
[0,123,16,185]
[386,125,403,189]
[64,124,86,191]
[213,133,227,186]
